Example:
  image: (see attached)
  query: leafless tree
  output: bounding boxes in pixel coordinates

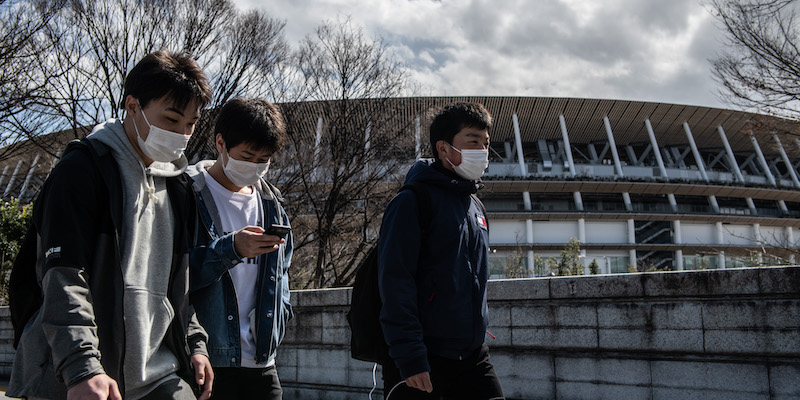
[1,0,288,159]
[0,0,68,160]
[276,17,415,288]
[709,0,800,120]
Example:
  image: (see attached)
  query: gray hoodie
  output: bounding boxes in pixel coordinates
[90,120,189,399]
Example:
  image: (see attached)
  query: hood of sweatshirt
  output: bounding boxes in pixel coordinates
[88,118,188,178]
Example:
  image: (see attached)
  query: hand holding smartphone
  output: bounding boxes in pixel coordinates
[264,223,291,239]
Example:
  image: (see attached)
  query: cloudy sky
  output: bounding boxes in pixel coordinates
[233,0,729,109]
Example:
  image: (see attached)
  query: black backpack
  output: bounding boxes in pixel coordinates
[8,139,111,349]
[346,184,486,364]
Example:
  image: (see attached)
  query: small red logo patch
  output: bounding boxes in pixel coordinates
[477,214,488,229]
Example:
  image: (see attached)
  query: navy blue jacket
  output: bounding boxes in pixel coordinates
[187,162,293,367]
[377,160,490,379]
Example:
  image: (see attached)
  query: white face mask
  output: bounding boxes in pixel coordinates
[222,151,270,188]
[132,101,191,162]
[446,144,489,181]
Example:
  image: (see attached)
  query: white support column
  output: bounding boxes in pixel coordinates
[3,160,24,199]
[415,115,422,160]
[560,114,583,210]
[746,198,758,215]
[362,122,371,180]
[716,222,727,269]
[558,115,576,176]
[19,154,40,200]
[718,126,745,183]
[645,119,668,179]
[683,122,709,182]
[512,113,528,176]
[603,116,624,177]
[628,219,637,271]
[778,200,789,214]
[578,218,587,273]
[753,223,762,247]
[774,134,800,188]
[0,165,9,192]
[573,192,584,211]
[750,134,777,187]
[526,220,535,274]
[674,220,684,270]
[667,193,678,212]
[513,113,535,275]
[622,192,632,211]
[786,227,796,264]
[312,116,324,180]
[709,195,720,213]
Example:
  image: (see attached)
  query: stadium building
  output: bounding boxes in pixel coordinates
[3,96,799,276]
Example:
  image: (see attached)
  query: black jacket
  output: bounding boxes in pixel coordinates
[377,160,490,379]
[8,138,206,399]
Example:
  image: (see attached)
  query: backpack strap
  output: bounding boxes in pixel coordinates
[399,183,432,236]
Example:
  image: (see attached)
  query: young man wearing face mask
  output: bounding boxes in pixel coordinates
[377,102,505,400]
[187,98,293,400]
[8,50,214,400]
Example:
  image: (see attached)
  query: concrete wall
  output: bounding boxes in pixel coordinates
[1,267,800,399]
[280,267,800,400]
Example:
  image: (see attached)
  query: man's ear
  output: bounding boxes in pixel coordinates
[123,95,138,115]
[436,140,450,160]
[215,134,226,155]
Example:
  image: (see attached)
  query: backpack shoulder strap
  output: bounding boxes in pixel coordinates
[399,183,432,233]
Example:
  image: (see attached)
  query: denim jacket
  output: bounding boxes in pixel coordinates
[187,161,293,367]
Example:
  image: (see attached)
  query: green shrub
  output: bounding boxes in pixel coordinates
[0,198,33,304]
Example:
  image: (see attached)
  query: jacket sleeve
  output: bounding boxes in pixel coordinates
[36,150,106,388]
[188,201,242,292]
[280,207,294,322]
[377,191,429,379]
[186,306,209,357]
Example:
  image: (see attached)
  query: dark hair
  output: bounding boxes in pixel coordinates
[428,102,492,160]
[215,98,286,153]
[121,49,212,110]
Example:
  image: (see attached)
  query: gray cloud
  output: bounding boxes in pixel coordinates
[234,0,729,108]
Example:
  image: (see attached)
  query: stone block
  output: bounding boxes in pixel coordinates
[489,304,512,326]
[284,311,323,344]
[652,388,769,400]
[644,269,760,298]
[555,304,597,328]
[769,364,800,397]
[555,357,651,386]
[347,358,382,388]
[511,304,555,327]
[293,287,350,307]
[295,348,350,385]
[486,326,511,347]
[558,382,652,400]
[512,326,597,349]
[491,352,554,400]
[704,329,800,356]
[758,266,800,295]
[651,360,768,393]
[488,278,549,301]
[550,274,644,299]
[276,347,299,382]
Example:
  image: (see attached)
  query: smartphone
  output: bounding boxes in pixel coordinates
[264,223,291,239]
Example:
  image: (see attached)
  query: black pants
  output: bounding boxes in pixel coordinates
[211,365,282,400]
[382,345,504,400]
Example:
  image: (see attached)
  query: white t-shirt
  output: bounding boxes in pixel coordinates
[203,169,272,368]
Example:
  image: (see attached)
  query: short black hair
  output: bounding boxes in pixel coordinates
[429,102,492,160]
[121,49,212,110]
[215,98,286,154]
